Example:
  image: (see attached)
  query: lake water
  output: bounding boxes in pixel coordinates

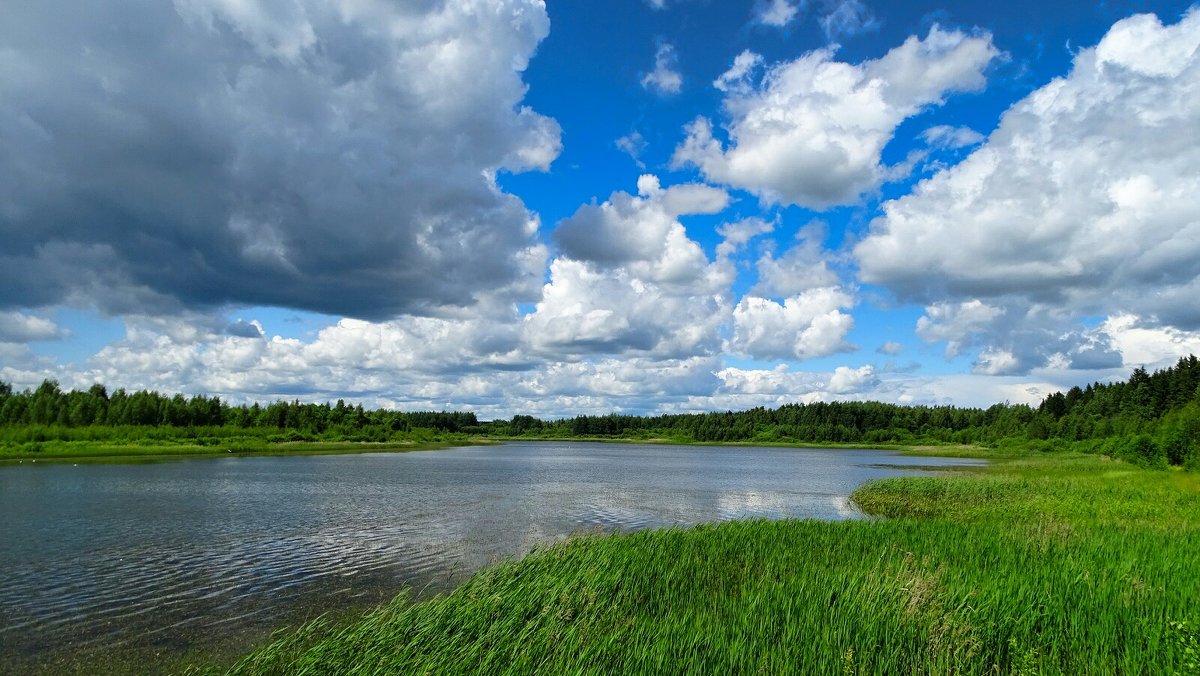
[0,442,982,670]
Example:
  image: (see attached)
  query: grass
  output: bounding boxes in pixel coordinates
[489,435,966,452]
[0,438,492,463]
[206,451,1200,674]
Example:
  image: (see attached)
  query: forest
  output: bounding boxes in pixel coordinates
[2,356,1198,468]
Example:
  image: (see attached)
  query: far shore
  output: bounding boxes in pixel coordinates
[0,438,494,464]
[0,436,999,465]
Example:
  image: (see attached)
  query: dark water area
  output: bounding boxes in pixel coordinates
[0,442,982,672]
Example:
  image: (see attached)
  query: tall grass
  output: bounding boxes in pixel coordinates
[213,453,1200,674]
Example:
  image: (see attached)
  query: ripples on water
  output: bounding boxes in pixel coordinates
[0,442,981,668]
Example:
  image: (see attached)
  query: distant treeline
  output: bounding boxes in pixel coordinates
[492,357,1200,468]
[2,356,1199,467]
[0,381,479,445]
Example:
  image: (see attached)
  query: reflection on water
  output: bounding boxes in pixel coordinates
[0,442,981,669]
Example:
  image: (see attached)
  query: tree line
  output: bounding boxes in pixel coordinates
[0,380,479,445]
[2,356,1198,467]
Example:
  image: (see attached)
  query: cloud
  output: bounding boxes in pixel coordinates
[730,287,856,361]
[0,311,64,343]
[921,124,985,149]
[522,259,729,359]
[818,0,879,41]
[0,0,559,320]
[10,308,730,417]
[751,221,840,297]
[714,50,765,93]
[553,176,728,270]
[828,364,879,393]
[716,217,775,258]
[224,319,265,339]
[6,305,1165,417]
[642,42,683,95]
[1099,314,1200,369]
[755,0,802,28]
[68,311,535,403]
[857,11,1200,372]
[877,341,903,355]
[530,176,733,359]
[913,301,1128,374]
[673,27,999,208]
[915,300,1006,358]
[616,131,648,168]
[682,362,880,411]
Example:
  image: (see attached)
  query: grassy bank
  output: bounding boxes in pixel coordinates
[0,438,489,463]
[487,435,970,451]
[211,452,1200,674]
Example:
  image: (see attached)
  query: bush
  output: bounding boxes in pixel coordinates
[1121,435,1167,469]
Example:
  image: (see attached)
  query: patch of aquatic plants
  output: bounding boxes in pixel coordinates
[214,454,1200,674]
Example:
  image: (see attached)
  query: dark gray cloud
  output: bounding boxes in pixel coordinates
[0,0,559,320]
[224,319,264,339]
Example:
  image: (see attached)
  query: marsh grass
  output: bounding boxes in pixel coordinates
[207,452,1200,674]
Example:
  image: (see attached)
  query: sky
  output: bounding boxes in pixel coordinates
[2,0,1200,418]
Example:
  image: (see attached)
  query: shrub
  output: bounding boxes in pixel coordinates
[1122,435,1167,469]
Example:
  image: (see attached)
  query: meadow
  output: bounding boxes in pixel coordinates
[210,452,1200,674]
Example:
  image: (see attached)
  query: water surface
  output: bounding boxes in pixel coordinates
[0,442,981,670]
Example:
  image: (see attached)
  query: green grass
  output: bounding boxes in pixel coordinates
[0,438,492,463]
[207,452,1200,674]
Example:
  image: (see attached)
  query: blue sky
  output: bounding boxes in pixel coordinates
[2,0,1199,417]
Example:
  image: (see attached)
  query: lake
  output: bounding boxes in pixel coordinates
[0,442,982,671]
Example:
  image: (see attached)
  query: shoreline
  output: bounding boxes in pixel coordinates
[0,438,495,464]
[0,435,993,467]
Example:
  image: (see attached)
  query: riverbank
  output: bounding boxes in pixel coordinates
[214,451,1199,674]
[0,438,493,463]
[488,434,950,449]
[0,435,982,465]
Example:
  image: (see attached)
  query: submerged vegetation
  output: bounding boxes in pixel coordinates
[3,356,1200,467]
[213,453,1200,674]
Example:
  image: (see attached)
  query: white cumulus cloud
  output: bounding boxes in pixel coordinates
[857,10,1200,372]
[730,287,856,361]
[0,311,64,343]
[530,177,733,359]
[673,26,999,208]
